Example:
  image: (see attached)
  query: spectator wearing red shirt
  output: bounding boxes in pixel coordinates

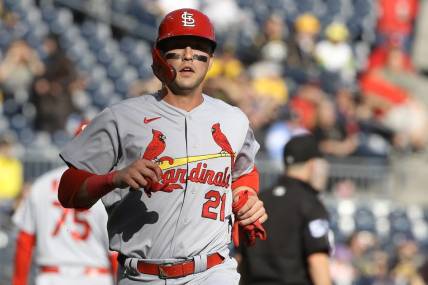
[376,0,419,52]
[359,46,428,151]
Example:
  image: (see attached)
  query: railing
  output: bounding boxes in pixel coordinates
[326,156,394,195]
[23,156,64,182]
[21,156,396,194]
[257,155,395,193]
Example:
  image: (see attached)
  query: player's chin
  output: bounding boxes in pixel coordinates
[175,79,201,91]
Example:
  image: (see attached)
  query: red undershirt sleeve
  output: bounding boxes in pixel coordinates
[58,167,116,208]
[231,166,259,193]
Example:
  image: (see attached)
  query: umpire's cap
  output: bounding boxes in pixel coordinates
[283,134,321,166]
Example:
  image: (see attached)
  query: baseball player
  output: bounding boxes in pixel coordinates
[57,8,267,285]
[12,124,117,285]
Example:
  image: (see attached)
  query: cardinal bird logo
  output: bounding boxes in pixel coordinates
[211,123,235,168]
[142,129,179,197]
[143,129,167,161]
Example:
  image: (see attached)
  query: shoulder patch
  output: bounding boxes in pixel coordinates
[308,219,329,238]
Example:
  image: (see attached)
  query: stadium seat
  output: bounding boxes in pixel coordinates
[81,21,98,38]
[41,5,58,23]
[390,216,412,235]
[296,0,316,13]
[119,36,137,54]
[10,114,29,133]
[32,131,53,148]
[62,26,83,45]
[56,9,73,27]
[375,217,390,240]
[0,115,10,133]
[353,0,371,17]
[371,200,391,218]
[338,215,356,237]
[76,53,97,72]
[137,63,152,80]
[52,130,72,147]
[67,42,89,63]
[94,23,112,40]
[389,208,408,220]
[107,62,126,80]
[99,79,115,95]
[325,0,342,16]
[17,127,36,146]
[2,99,21,117]
[0,30,13,51]
[92,92,110,109]
[112,0,132,14]
[109,94,123,105]
[354,206,376,232]
[97,48,114,66]
[90,65,108,82]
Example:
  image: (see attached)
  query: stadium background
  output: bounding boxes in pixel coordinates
[1,0,428,284]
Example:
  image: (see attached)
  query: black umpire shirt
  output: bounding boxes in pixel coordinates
[240,176,331,285]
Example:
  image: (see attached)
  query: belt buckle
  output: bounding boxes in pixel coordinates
[158,263,175,279]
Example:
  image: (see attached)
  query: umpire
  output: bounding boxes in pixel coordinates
[240,134,332,285]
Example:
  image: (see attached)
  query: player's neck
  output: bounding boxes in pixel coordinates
[162,88,204,112]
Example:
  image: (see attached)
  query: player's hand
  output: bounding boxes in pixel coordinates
[113,159,162,189]
[233,187,267,226]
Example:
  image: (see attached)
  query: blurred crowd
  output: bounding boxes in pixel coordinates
[202,0,428,166]
[0,0,427,162]
[1,0,428,284]
[330,229,428,285]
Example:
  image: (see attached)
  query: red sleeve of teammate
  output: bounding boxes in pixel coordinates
[58,167,116,209]
[12,230,36,285]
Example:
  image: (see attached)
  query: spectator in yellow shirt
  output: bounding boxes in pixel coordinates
[206,46,244,80]
[0,134,23,200]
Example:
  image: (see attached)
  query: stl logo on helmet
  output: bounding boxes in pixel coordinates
[181,11,195,27]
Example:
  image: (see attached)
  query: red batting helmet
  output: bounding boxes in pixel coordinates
[156,8,216,49]
[152,8,216,84]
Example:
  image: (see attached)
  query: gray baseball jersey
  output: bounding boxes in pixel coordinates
[13,166,114,285]
[60,93,259,273]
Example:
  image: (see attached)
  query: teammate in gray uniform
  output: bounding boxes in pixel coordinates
[12,166,117,285]
[12,123,117,285]
[58,8,267,285]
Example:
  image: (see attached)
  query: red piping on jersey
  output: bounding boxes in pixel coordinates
[59,167,116,209]
[12,230,36,285]
[109,252,119,278]
[231,166,259,193]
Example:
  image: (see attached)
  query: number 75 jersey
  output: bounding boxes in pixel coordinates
[13,166,112,268]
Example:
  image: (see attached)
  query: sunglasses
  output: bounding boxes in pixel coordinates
[164,52,209,62]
